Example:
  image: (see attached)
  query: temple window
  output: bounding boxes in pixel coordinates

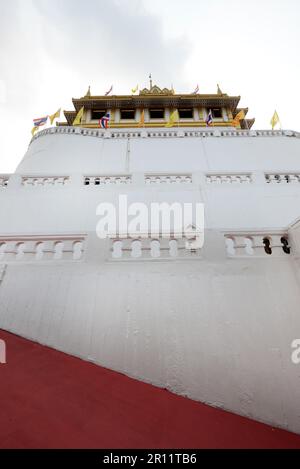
[91,110,107,120]
[120,109,136,120]
[149,109,165,119]
[211,108,222,118]
[178,108,193,119]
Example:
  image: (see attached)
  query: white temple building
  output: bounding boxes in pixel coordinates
[1,83,300,436]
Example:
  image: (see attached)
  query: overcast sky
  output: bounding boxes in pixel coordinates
[0,0,299,172]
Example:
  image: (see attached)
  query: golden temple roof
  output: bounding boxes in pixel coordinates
[59,84,255,129]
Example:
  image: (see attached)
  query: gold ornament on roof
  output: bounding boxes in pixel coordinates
[139,84,175,95]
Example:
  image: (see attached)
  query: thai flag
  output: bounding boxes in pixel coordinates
[33,116,48,127]
[206,109,213,126]
[99,113,110,129]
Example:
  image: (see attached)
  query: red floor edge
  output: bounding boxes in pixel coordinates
[0,329,300,449]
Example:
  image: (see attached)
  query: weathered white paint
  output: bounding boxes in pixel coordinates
[0,127,300,434]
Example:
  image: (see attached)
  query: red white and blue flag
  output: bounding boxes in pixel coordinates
[33,116,48,127]
[99,113,110,129]
[206,109,213,126]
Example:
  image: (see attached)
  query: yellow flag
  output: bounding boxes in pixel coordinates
[138,109,145,127]
[165,109,179,127]
[232,110,245,127]
[131,85,138,94]
[270,110,280,130]
[49,108,61,125]
[73,106,84,126]
[31,126,38,136]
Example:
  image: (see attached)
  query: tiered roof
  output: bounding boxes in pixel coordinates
[60,84,255,129]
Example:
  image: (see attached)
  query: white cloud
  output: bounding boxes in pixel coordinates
[0,0,190,172]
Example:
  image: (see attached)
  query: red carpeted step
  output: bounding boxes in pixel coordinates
[0,329,300,449]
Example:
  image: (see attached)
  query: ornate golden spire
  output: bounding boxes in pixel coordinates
[217,84,222,95]
[85,86,91,97]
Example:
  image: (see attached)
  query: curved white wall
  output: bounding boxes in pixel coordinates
[0,127,300,435]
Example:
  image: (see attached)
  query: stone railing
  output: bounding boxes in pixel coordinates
[1,171,300,190]
[110,235,202,260]
[30,126,300,144]
[224,232,291,257]
[0,175,10,188]
[0,235,85,262]
[84,175,132,186]
[145,174,193,184]
[265,173,300,184]
[206,174,252,184]
[22,176,70,186]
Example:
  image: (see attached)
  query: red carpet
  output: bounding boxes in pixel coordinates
[0,329,300,449]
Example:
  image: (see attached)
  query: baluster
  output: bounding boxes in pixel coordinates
[131,240,142,258]
[53,241,64,260]
[233,236,247,255]
[112,240,123,259]
[151,240,160,258]
[41,240,55,260]
[22,241,36,261]
[169,239,178,258]
[270,234,285,256]
[73,241,84,260]
[35,242,44,260]
[268,174,277,183]
[225,237,236,256]
[61,240,74,260]
[289,174,298,183]
[244,237,254,255]
[3,241,17,261]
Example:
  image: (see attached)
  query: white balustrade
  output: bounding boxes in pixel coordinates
[265,173,300,184]
[22,176,69,186]
[145,174,192,184]
[0,236,85,262]
[30,126,299,144]
[224,233,291,257]
[206,174,252,184]
[110,235,202,260]
[84,175,132,186]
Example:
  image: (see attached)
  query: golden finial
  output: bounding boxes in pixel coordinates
[149,73,153,89]
[85,85,91,97]
[217,84,222,95]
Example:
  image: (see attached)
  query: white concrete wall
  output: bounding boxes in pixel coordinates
[1,127,300,434]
